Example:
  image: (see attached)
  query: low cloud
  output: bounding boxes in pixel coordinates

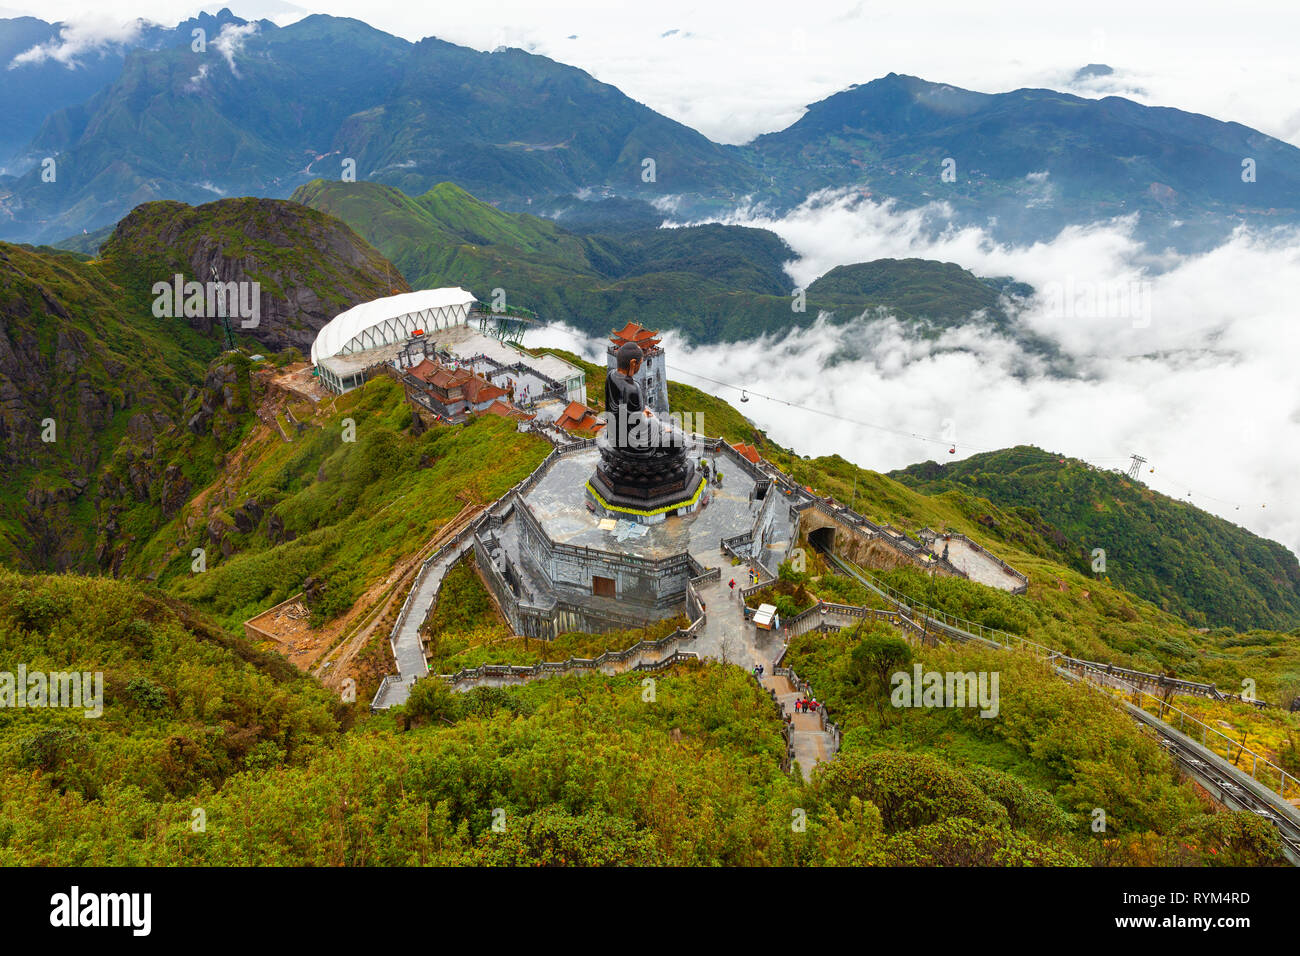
[537,193,1300,558]
[213,21,259,76]
[8,16,146,70]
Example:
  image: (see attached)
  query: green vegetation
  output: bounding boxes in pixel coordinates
[891,446,1300,631]
[782,620,1285,866]
[155,378,549,631]
[293,180,1025,344]
[0,196,401,576]
[1,573,1282,866]
[4,188,1300,867]
[763,446,1300,697]
[0,571,339,805]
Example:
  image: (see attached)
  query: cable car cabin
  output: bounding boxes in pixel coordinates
[752,603,780,631]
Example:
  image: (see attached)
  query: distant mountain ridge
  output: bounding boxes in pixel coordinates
[0,9,246,171]
[739,73,1300,245]
[2,15,1300,245]
[291,178,1027,342]
[0,13,752,243]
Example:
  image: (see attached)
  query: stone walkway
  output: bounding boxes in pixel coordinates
[926,535,1024,591]
[688,560,782,669]
[762,672,836,781]
[373,510,483,708]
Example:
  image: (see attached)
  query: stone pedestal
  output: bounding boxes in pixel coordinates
[586,426,705,525]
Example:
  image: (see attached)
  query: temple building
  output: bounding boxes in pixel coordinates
[307,289,589,431]
[404,358,509,423]
[466,330,796,636]
[311,288,477,394]
[607,322,669,414]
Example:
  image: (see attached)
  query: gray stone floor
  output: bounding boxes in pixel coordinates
[927,536,1025,591]
[523,448,763,560]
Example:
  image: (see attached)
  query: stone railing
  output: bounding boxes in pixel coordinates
[513,493,675,573]
[633,651,701,673]
[380,432,596,676]
[773,473,969,578]
[440,626,701,691]
[720,531,753,559]
[369,674,405,712]
[697,437,767,485]
[389,513,487,653]
[773,661,843,761]
[758,678,796,773]
[687,578,704,620]
[1050,655,1231,702]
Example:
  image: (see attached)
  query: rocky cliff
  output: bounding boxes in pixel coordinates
[0,197,406,572]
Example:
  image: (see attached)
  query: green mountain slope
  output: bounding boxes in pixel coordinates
[0,493,1285,866]
[292,179,1025,342]
[0,196,401,573]
[888,446,1300,631]
[0,14,754,243]
[739,72,1300,245]
[2,336,1297,865]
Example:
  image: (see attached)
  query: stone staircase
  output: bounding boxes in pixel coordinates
[761,672,838,781]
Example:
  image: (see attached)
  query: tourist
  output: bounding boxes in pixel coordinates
[729,578,736,594]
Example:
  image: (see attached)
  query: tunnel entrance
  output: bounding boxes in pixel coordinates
[808,526,835,556]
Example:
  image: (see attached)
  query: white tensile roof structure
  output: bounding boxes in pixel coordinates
[310,288,477,365]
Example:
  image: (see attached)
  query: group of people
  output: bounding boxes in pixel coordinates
[795,697,819,714]
[751,663,766,679]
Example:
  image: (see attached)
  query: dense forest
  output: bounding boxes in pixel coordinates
[0,571,1285,866]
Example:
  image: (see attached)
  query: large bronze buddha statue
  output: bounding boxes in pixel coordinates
[587,341,703,520]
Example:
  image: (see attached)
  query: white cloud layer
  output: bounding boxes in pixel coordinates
[531,196,1300,558]
[212,20,258,74]
[8,15,146,69]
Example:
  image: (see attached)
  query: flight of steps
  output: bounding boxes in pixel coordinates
[761,673,837,781]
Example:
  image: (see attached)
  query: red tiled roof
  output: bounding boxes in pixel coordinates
[432,367,472,390]
[463,376,507,404]
[409,359,474,392]
[484,400,534,421]
[610,321,662,347]
[555,400,604,432]
[732,442,761,464]
[408,358,441,383]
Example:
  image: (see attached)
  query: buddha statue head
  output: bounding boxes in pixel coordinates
[615,340,643,377]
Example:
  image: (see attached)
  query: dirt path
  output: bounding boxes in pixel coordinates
[311,501,482,690]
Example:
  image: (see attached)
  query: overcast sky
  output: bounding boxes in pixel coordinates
[5,0,1300,146]
[6,1,1300,556]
